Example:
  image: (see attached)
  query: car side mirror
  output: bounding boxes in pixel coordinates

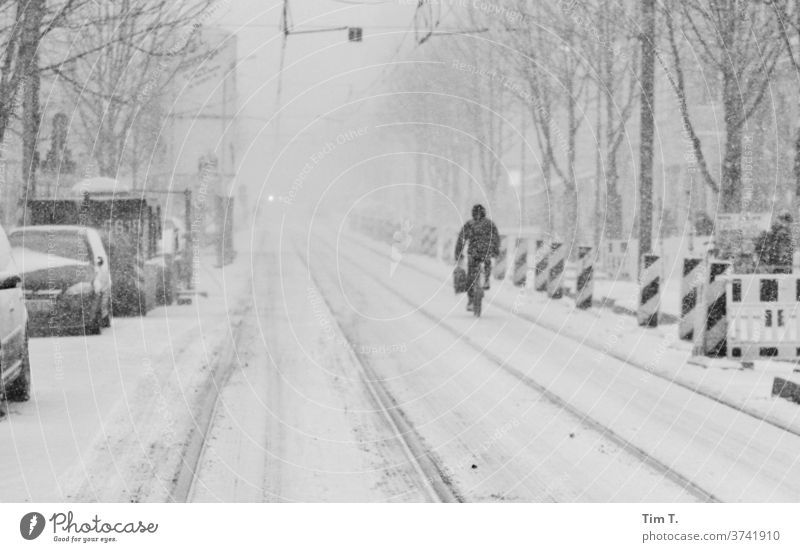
[0,274,21,290]
[97,257,104,267]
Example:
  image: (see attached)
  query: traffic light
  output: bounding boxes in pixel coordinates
[348,27,362,42]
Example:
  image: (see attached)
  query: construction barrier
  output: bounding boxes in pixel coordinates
[533,239,549,291]
[638,255,661,327]
[417,224,438,257]
[693,261,730,357]
[601,239,635,279]
[547,242,565,299]
[727,274,800,361]
[511,238,528,286]
[772,377,800,404]
[679,257,704,341]
[438,228,456,264]
[493,236,509,279]
[576,246,593,310]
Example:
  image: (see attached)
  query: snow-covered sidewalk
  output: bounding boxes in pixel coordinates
[0,228,256,502]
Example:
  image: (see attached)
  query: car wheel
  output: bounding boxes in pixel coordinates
[164,270,174,306]
[85,301,102,335]
[101,295,112,328]
[6,336,31,402]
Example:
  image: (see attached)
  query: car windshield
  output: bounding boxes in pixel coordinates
[10,231,89,262]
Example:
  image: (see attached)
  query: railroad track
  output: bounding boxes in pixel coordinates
[344,231,800,441]
[314,231,718,503]
[294,244,462,503]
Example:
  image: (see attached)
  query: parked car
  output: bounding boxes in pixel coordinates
[27,183,161,317]
[9,226,111,335]
[0,223,30,405]
[152,216,186,306]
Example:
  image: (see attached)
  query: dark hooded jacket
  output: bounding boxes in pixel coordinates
[455,215,500,259]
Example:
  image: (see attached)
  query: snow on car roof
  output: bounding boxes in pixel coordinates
[70,177,133,197]
[10,225,90,235]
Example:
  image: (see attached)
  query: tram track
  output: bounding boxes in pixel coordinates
[294,243,463,503]
[312,231,718,503]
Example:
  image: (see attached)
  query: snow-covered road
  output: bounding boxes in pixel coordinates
[190,224,448,502]
[319,227,800,502]
[190,218,797,502]
[7,216,800,503]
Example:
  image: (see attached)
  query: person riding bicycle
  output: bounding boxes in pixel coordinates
[455,204,501,311]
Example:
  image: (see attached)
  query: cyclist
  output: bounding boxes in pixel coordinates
[455,204,501,311]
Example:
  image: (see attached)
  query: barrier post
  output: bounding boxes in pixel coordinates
[512,238,528,286]
[534,239,549,291]
[505,236,518,281]
[437,227,454,264]
[693,260,730,356]
[493,236,508,279]
[420,225,437,256]
[638,254,661,327]
[547,242,565,299]
[576,246,594,309]
[679,257,704,341]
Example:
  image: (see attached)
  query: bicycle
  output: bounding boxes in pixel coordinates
[471,260,490,318]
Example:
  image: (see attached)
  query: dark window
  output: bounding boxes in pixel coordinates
[732,279,742,302]
[760,279,778,302]
[10,230,90,262]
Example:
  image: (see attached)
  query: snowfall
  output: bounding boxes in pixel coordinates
[1,210,800,503]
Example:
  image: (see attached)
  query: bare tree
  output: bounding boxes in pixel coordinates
[505,2,591,242]
[663,0,782,214]
[50,0,216,181]
[0,0,87,147]
[583,0,639,242]
[770,0,800,218]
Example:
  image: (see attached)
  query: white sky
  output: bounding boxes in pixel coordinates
[205,0,420,205]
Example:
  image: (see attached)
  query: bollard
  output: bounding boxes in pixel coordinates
[534,239,549,291]
[704,261,731,356]
[547,242,565,299]
[420,225,437,257]
[638,254,661,327]
[679,257,704,341]
[512,238,528,286]
[692,260,730,357]
[493,236,509,279]
[437,228,456,264]
[575,246,594,310]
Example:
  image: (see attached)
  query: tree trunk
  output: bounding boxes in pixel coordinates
[605,116,623,239]
[18,0,44,222]
[542,156,553,237]
[564,96,578,248]
[638,0,655,260]
[721,69,743,214]
[792,113,800,248]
